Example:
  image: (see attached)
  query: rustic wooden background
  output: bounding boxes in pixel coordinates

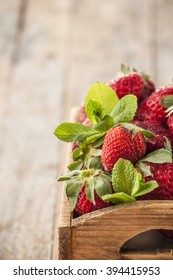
[0,0,173,260]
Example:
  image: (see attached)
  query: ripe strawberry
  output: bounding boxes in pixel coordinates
[139,79,155,103]
[75,184,112,215]
[167,113,173,135]
[139,163,173,200]
[139,162,173,239]
[136,87,173,125]
[108,72,145,100]
[132,120,173,152]
[101,125,146,171]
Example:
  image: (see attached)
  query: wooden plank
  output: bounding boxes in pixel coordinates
[0,0,21,121]
[0,0,73,259]
[70,201,173,260]
[157,0,173,86]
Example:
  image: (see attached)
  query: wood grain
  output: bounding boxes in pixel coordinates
[66,201,173,260]
[0,0,65,259]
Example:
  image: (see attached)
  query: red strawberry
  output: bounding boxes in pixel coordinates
[139,79,155,103]
[136,87,173,125]
[139,163,173,200]
[167,113,173,135]
[132,120,173,152]
[75,184,112,215]
[101,125,146,171]
[139,162,173,239]
[108,72,145,100]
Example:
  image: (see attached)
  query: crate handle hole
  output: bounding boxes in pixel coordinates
[120,229,173,253]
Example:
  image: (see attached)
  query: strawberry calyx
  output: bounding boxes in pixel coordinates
[57,168,112,211]
[160,94,173,116]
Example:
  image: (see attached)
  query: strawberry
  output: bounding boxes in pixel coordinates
[101,125,146,171]
[139,162,173,239]
[139,163,173,200]
[108,72,144,100]
[132,120,173,152]
[136,87,173,125]
[139,79,155,103]
[75,184,112,215]
[167,114,173,135]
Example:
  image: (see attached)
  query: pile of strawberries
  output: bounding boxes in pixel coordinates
[55,65,173,239]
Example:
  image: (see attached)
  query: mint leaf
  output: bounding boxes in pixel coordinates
[134,180,158,197]
[112,158,138,195]
[111,95,137,124]
[85,82,119,118]
[85,132,106,145]
[140,148,172,164]
[93,115,115,132]
[102,192,135,204]
[54,122,97,142]
[85,99,104,124]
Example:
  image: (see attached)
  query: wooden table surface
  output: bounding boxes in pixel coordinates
[0,0,173,260]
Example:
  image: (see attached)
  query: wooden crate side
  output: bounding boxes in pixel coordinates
[71,201,173,260]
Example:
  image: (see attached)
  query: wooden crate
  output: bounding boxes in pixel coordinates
[57,108,173,260]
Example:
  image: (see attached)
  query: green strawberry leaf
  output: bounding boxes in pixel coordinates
[160,95,173,109]
[85,99,105,124]
[112,158,138,195]
[67,161,83,171]
[57,170,81,181]
[164,137,172,153]
[121,123,155,138]
[102,192,135,204]
[54,122,97,143]
[93,115,115,132]
[111,95,138,124]
[85,82,119,117]
[65,179,84,211]
[85,180,95,204]
[140,148,172,164]
[134,180,158,197]
[88,157,103,170]
[135,162,153,177]
[91,148,102,157]
[93,175,112,199]
[72,147,83,161]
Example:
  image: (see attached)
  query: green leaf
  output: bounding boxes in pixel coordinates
[65,179,84,197]
[121,123,155,138]
[160,95,173,108]
[112,158,138,195]
[67,161,83,171]
[84,82,119,117]
[54,122,97,142]
[111,95,138,124]
[88,157,103,170]
[57,170,81,181]
[72,147,83,161]
[91,149,102,157]
[93,115,115,132]
[85,132,106,145]
[93,175,112,198]
[140,148,172,164]
[102,192,135,204]
[164,137,172,153]
[85,180,95,204]
[135,162,153,177]
[85,99,104,124]
[134,180,158,197]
